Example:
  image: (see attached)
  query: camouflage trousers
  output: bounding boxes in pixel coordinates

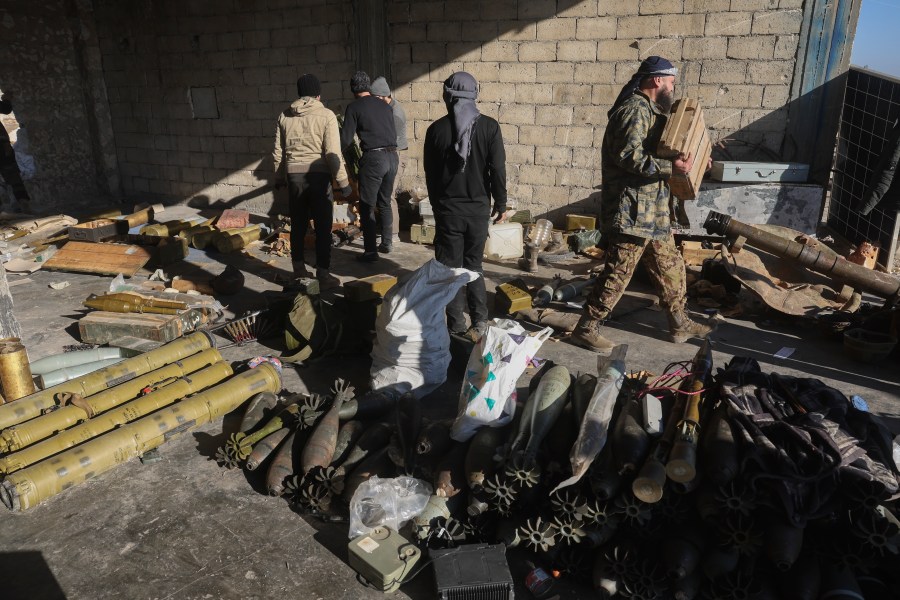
[584,232,686,321]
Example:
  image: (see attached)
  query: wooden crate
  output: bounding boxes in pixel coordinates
[79,311,185,344]
[658,98,712,201]
[344,274,397,302]
[68,219,129,242]
[680,240,724,266]
[43,241,152,277]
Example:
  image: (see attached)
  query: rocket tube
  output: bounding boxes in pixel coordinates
[37,358,127,389]
[0,362,281,511]
[30,347,138,375]
[0,331,215,431]
[0,348,224,452]
[0,361,233,474]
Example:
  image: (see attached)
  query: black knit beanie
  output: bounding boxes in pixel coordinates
[297,74,321,98]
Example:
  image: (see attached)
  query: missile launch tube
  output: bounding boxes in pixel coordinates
[0,361,234,474]
[0,331,216,431]
[30,347,139,375]
[703,211,900,299]
[37,358,127,389]
[0,362,281,511]
[0,348,224,452]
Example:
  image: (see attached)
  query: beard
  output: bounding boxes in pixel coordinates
[657,88,675,114]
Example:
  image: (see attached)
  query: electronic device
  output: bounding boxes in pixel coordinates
[348,527,421,594]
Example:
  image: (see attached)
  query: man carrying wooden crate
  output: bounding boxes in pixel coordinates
[572,56,716,355]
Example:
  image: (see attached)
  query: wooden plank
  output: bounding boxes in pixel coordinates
[43,241,151,277]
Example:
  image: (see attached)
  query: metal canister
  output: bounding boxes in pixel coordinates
[0,339,34,402]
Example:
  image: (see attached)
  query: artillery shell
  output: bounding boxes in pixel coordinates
[300,389,348,474]
[239,391,279,434]
[246,427,290,471]
[522,365,571,467]
[632,456,667,503]
[434,440,469,498]
[764,519,804,572]
[611,390,650,475]
[701,402,739,486]
[331,420,365,467]
[340,447,394,505]
[338,391,396,421]
[464,426,505,491]
[266,431,296,496]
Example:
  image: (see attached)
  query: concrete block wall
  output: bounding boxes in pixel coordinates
[76,0,807,219]
[0,1,111,213]
[93,0,356,215]
[388,0,803,216]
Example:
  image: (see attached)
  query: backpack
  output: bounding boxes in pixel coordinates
[282,292,345,363]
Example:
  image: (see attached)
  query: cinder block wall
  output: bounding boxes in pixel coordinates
[0,1,113,213]
[93,0,357,215]
[5,0,807,218]
[387,0,803,216]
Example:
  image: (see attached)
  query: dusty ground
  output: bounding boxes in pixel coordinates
[0,208,897,599]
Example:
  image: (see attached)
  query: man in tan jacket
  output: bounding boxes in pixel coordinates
[273,74,352,289]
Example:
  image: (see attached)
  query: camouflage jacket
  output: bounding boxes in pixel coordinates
[600,91,673,240]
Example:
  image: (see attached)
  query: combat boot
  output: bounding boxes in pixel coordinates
[571,317,615,355]
[667,310,717,343]
[292,261,310,278]
[316,268,341,291]
[541,231,568,254]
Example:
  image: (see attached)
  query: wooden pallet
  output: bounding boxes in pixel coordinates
[43,241,152,277]
[658,98,712,201]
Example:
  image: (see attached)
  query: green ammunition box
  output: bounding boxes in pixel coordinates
[344,274,397,302]
[495,278,532,314]
[410,223,436,244]
[79,311,185,345]
[348,527,421,593]
[566,214,597,231]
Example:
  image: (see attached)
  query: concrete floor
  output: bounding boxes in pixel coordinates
[0,210,898,599]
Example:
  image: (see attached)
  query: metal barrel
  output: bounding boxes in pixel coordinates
[0,341,35,402]
[0,361,234,474]
[0,362,281,511]
[37,358,127,389]
[703,211,900,299]
[30,347,138,375]
[1,348,223,452]
[0,331,216,431]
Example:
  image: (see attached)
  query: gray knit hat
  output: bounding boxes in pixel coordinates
[369,76,391,97]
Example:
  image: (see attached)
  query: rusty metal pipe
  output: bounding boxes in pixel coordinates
[704,211,900,299]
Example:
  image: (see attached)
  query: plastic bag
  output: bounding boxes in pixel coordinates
[450,319,553,442]
[348,476,433,539]
[370,259,478,399]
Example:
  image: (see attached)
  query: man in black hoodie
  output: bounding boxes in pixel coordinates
[424,72,508,339]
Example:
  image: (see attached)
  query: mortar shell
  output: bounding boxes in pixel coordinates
[0,342,34,402]
[611,392,650,475]
[663,535,702,580]
[338,393,397,421]
[238,391,280,434]
[0,362,280,511]
[632,457,667,503]
[341,447,393,504]
[333,422,392,478]
[523,365,571,466]
[0,331,216,431]
[778,554,820,600]
[0,361,233,475]
[331,420,365,467]
[0,348,224,452]
[246,427,291,471]
[301,393,345,474]
[701,403,739,486]
[765,519,804,572]
[465,426,504,491]
[265,431,296,495]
